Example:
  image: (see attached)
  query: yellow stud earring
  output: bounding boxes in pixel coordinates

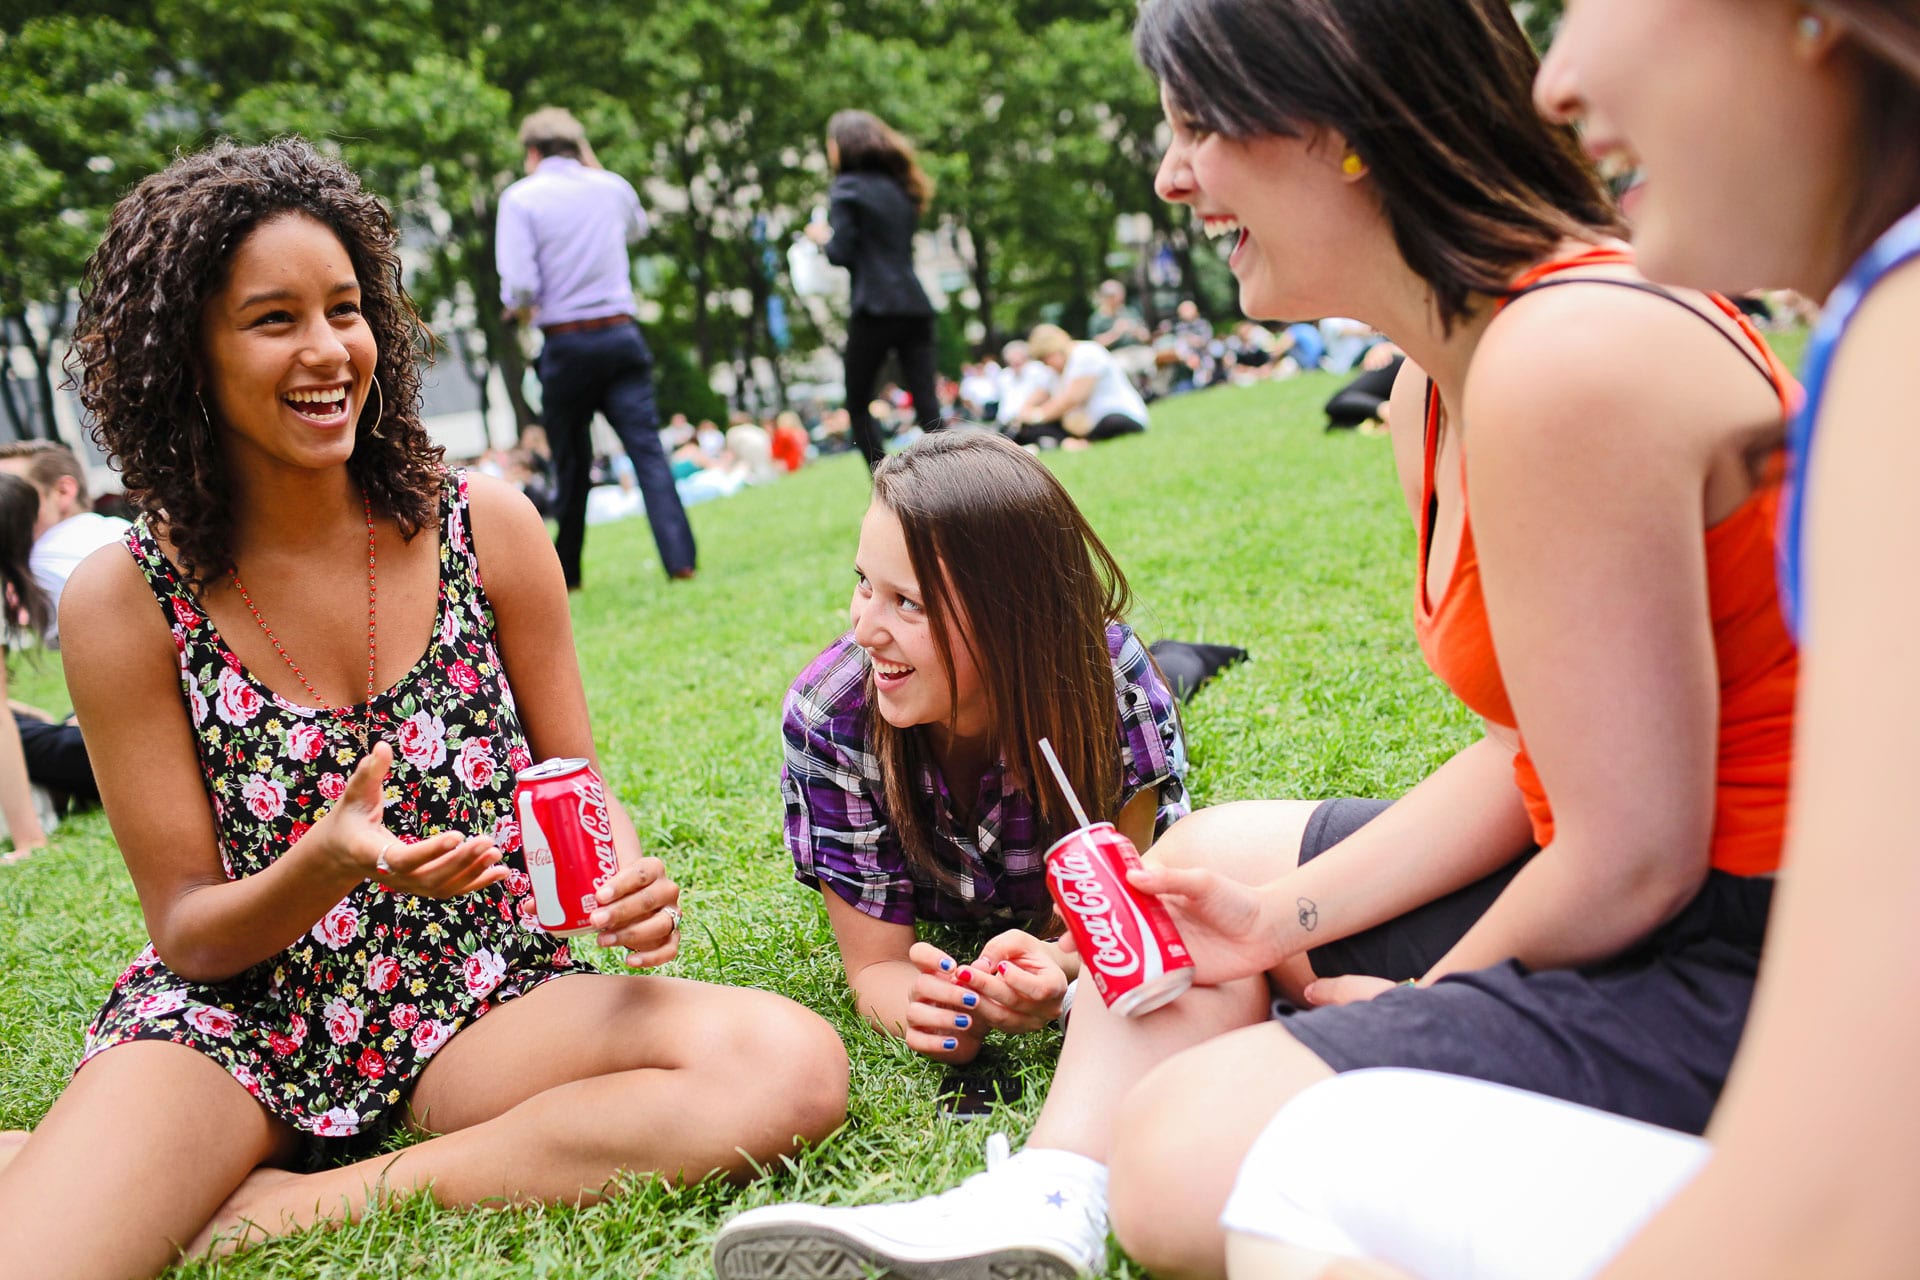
[1342,153,1365,177]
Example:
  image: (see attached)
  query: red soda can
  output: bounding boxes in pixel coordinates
[514,757,621,937]
[1045,822,1194,1017]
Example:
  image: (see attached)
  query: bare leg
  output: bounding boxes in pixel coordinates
[1147,799,1322,1002]
[1108,1023,1336,1280]
[0,1129,27,1175]
[195,973,848,1255]
[0,1040,296,1280]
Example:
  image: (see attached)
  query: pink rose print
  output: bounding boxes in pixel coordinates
[287,820,312,846]
[313,1107,361,1137]
[318,772,347,802]
[447,660,481,697]
[187,684,209,728]
[411,1019,453,1058]
[505,868,531,898]
[449,508,469,556]
[242,774,287,822]
[437,602,459,648]
[462,948,507,997]
[452,737,496,790]
[396,710,448,770]
[323,996,364,1046]
[389,1003,420,1032]
[288,1013,308,1044]
[516,893,543,931]
[357,1047,386,1080]
[215,667,264,727]
[232,1066,262,1098]
[284,722,326,763]
[365,954,402,994]
[183,1005,237,1039]
[267,1031,299,1057]
[171,598,203,630]
[132,989,188,1019]
[507,744,533,774]
[311,900,359,951]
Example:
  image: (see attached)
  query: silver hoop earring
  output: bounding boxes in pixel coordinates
[364,374,386,440]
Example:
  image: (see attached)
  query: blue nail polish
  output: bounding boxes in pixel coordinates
[962,992,978,1007]
[938,957,954,971]
[942,1038,958,1050]
[955,1014,970,1029]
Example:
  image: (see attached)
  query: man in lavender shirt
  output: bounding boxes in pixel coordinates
[496,107,696,586]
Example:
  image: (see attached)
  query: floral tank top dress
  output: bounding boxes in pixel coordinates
[80,470,593,1166]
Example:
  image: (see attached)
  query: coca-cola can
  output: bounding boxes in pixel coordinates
[514,757,621,937]
[1045,822,1194,1017]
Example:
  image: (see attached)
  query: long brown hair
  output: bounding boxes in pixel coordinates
[868,430,1130,898]
[827,109,935,213]
[1134,0,1624,330]
[1814,2,1920,262]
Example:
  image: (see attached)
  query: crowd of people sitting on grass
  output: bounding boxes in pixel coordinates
[3,0,1918,1278]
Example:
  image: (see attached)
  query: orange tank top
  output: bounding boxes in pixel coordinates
[1412,247,1800,876]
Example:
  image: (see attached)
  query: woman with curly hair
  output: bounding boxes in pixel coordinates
[0,137,847,1280]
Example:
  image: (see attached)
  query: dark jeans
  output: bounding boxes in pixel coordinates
[14,711,96,800]
[844,313,941,471]
[537,321,696,583]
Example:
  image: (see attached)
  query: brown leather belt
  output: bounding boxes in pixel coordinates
[541,314,634,336]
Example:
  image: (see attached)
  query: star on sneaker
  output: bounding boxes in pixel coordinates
[711,1134,1108,1280]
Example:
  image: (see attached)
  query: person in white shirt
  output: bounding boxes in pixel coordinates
[994,340,1058,431]
[1016,324,1150,449]
[0,441,131,647]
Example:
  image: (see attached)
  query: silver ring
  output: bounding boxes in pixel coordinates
[376,841,398,876]
[664,906,681,936]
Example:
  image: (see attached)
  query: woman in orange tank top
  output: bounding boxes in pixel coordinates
[1108,0,1801,1270]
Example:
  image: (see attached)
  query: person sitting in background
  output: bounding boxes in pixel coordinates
[994,339,1058,434]
[958,359,1003,421]
[1274,321,1327,376]
[1322,342,1407,432]
[0,441,131,648]
[770,411,810,473]
[0,474,65,861]
[1015,324,1151,449]
[1170,299,1218,391]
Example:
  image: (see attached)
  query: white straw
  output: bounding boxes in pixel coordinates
[1037,736,1094,830]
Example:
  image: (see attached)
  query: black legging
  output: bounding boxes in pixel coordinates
[844,313,942,470]
[1324,356,1404,429]
[1013,413,1146,448]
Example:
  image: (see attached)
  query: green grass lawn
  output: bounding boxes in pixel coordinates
[0,372,1486,1278]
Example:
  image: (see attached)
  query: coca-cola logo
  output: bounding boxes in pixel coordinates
[571,774,621,880]
[1049,847,1140,978]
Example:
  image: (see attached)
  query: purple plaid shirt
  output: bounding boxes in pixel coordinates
[781,623,1189,928]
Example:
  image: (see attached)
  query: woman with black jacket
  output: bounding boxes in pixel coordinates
[805,110,943,470]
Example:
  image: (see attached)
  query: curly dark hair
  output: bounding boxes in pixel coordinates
[68,136,444,587]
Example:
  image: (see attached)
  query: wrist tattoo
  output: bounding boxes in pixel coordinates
[1296,897,1320,932]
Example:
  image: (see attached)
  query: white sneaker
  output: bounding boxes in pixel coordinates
[712,1134,1109,1280]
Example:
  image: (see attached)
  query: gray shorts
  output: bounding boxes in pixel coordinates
[1277,798,1771,1135]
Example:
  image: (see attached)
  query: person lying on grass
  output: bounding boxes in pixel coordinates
[0,136,847,1280]
[713,1,1800,1277]
[780,428,1187,1064]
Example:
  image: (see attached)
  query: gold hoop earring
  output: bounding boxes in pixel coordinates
[364,374,386,440]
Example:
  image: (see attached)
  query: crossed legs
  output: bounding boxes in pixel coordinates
[0,973,848,1279]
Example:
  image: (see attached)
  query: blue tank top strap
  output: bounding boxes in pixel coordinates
[1781,202,1920,637]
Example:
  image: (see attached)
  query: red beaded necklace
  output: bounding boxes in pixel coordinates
[229,491,379,754]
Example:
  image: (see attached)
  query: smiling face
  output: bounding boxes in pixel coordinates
[1538,0,1855,295]
[198,212,377,478]
[849,501,988,739]
[1154,86,1378,323]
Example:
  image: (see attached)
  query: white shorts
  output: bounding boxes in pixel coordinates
[1220,1069,1711,1280]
